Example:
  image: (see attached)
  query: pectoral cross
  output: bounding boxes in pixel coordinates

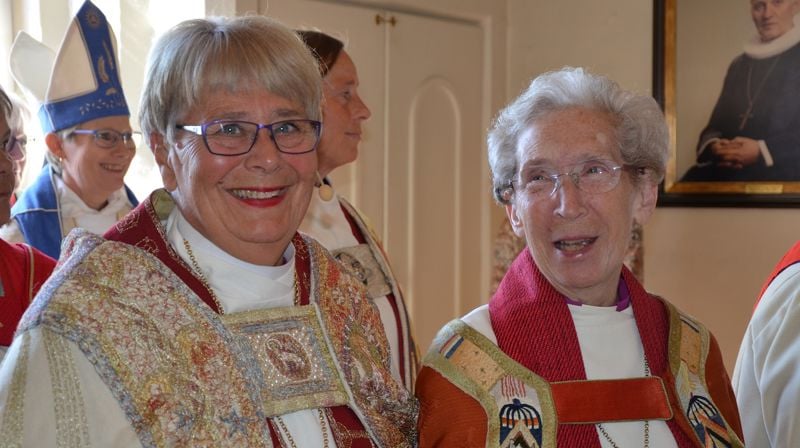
[738,106,754,131]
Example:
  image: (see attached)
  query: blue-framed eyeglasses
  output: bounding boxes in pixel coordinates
[2,134,26,162]
[71,129,140,149]
[512,158,632,199]
[176,119,322,156]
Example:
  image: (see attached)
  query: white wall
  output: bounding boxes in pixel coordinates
[506,0,800,373]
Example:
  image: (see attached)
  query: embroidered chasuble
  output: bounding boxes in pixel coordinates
[0,189,416,447]
[300,187,419,391]
[417,249,743,447]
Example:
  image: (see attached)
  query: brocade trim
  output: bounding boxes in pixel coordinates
[0,332,31,447]
[324,408,374,448]
[43,329,90,447]
[303,235,418,448]
[423,320,557,448]
[664,303,744,447]
[339,199,418,391]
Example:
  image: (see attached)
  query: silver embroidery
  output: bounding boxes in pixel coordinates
[43,329,90,447]
[0,332,31,447]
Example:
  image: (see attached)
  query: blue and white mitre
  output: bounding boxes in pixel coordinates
[9,0,129,133]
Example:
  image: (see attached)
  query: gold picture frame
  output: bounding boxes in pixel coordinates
[653,0,800,206]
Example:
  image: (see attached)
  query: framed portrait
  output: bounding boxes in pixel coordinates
[653,0,800,207]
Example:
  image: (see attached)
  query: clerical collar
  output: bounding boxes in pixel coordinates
[564,277,630,311]
[743,16,800,59]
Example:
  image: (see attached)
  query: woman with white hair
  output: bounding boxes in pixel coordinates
[416,67,743,447]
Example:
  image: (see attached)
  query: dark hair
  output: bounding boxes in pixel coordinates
[297,30,344,76]
[0,87,11,121]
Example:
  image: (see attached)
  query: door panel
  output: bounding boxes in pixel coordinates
[386,11,483,354]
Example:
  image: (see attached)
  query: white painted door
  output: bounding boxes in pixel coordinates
[262,0,486,356]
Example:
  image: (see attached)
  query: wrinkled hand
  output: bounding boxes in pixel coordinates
[711,137,760,169]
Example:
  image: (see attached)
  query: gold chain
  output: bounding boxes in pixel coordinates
[182,238,226,314]
[596,355,651,448]
[274,409,330,448]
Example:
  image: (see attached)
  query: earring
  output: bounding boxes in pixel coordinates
[316,172,334,202]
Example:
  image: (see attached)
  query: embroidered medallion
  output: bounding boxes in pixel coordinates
[222,305,350,417]
[331,244,392,298]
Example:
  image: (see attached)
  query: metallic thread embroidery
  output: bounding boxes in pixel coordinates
[0,332,31,447]
[221,306,350,417]
[43,329,90,447]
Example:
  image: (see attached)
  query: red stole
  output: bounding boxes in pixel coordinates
[103,193,373,448]
[755,240,800,310]
[489,249,695,446]
[0,240,56,345]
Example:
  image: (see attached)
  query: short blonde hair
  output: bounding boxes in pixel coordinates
[139,15,322,146]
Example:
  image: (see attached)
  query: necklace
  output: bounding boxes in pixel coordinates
[182,238,226,314]
[596,355,651,448]
[274,409,330,448]
[738,55,781,130]
[182,238,303,313]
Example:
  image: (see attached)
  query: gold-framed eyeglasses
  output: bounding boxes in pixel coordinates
[176,119,322,156]
[511,158,633,199]
[71,129,140,149]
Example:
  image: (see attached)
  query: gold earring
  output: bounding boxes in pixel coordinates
[316,172,334,201]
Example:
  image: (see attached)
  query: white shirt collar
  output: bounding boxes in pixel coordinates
[743,14,800,59]
[165,207,297,313]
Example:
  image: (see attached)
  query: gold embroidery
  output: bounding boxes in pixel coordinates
[43,329,90,447]
[679,319,702,375]
[0,332,31,447]
[324,408,374,448]
[221,306,350,417]
[448,338,505,390]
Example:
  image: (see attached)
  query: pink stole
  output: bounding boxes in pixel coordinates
[488,249,695,446]
[104,194,374,447]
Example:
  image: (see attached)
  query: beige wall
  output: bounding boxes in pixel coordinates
[506,0,800,373]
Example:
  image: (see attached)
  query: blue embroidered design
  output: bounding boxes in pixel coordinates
[687,394,732,447]
[499,398,542,448]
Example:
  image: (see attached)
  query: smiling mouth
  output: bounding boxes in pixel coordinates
[230,188,285,200]
[100,163,127,172]
[555,237,597,251]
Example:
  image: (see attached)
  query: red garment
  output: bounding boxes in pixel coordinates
[0,239,56,346]
[755,240,800,309]
[417,249,743,447]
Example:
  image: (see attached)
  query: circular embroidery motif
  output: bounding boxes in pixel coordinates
[265,333,311,380]
[85,9,101,28]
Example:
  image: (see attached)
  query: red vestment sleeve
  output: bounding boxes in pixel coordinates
[416,366,489,447]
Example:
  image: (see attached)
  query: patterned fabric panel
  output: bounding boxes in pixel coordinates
[424,320,557,448]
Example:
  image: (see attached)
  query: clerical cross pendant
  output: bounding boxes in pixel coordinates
[739,106,754,131]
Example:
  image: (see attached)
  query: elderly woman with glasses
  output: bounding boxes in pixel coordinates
[0,85,56,363]
[1,0,138,259]
[0,14,416,447]
[416,67,743,447]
